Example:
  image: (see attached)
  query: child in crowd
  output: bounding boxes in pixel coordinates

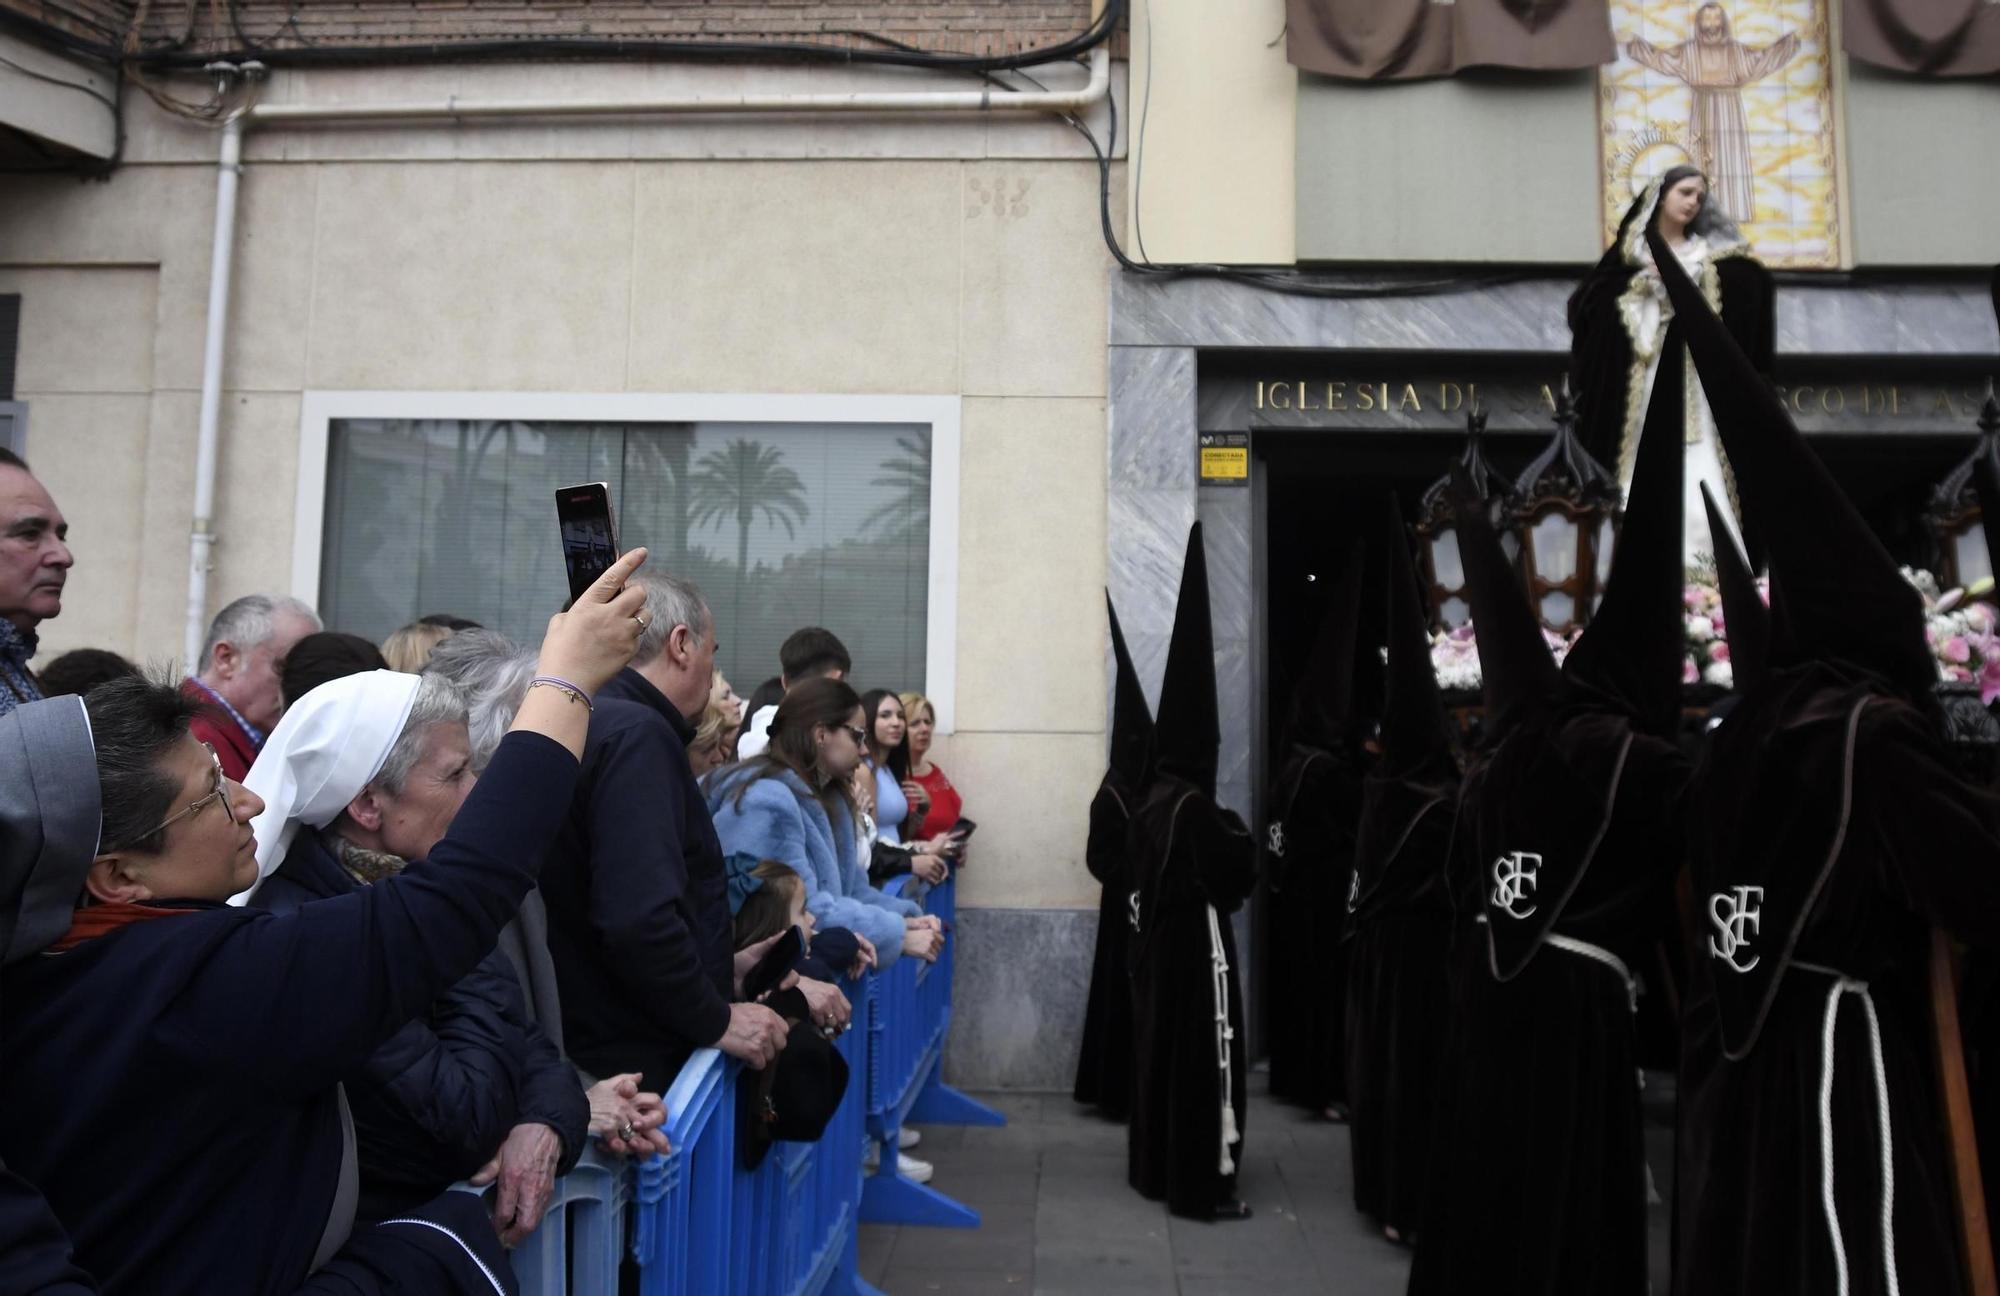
[728,855,870,985]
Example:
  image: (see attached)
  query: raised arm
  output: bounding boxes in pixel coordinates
[176,552,653,1093]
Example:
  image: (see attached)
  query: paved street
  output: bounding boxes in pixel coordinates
[863,1078,1676,1295]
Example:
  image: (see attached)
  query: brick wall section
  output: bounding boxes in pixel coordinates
[1,0,128,46]
[3,0,1120,60]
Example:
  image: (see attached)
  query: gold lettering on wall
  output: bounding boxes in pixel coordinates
[1247,377,1955,422]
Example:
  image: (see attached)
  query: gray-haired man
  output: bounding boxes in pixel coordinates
[184,594,321,779]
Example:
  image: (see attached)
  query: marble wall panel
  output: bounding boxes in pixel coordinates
[1113,268,1997,358]
[1105,487,1197,643]
[942,907,1097,1091]
[1108,347,1197,490]
[1200,487,1254,649]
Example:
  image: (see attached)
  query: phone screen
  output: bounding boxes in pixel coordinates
[555,482,620,602]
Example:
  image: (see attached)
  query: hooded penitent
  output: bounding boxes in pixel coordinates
[1145,523,1222,798]
[1074,594,1156,1116]
[1408,321,1693,1296]
[1264,545,1369,1113]
[1343,497,1462,1240]
[1125,523,1257,1220]
[1702,481,1768,693]
[1659,225,2000,1296]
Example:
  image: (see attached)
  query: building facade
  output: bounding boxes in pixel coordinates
[2,0,1996,1087]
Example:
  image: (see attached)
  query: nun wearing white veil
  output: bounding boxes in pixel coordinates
[0,550,651,1296]
[244,669,588,1238]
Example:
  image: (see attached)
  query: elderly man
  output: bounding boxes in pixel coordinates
[184,594,320,780]
[0,449,73,717]
[542,571,845,1094]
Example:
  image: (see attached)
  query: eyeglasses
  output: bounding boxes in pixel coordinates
[840,725,868,745]
[135,743,239,842]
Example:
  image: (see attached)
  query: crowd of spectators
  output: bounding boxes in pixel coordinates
[0,446,972,1294]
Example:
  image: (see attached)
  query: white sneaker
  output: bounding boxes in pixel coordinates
[898,1127,922,1151]
[897,1152,934,1184]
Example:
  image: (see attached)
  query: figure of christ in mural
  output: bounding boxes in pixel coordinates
[1621,4,1801,224]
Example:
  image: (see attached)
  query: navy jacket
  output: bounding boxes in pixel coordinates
[541,671,732,1091]
[0,1162,92,1294]
[256,830,587,1220]
[0,732,579,1296]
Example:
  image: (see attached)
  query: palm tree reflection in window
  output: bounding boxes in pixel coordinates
[690,438,811,617]
[861,434,931,545]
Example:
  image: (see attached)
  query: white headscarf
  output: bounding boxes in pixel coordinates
[233,670,421,905]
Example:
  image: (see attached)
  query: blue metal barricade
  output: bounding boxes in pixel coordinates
[632,974,882,1296]
[858,873,1005,1229]
[502,1145,631,1296]
[506,898,999,1293]
[633,1047,734,1296]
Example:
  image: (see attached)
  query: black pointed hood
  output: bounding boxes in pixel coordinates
[1148,522,1221,797]
[1559,329,1686,738]
[1648,224,1933,700]
[1703,482,1769,693]
[1347,499,1460,932]
[1106,594,1155,786]
[1380,495,1456,782]
[1288,546,1367,750]
[1450,463,1559,739]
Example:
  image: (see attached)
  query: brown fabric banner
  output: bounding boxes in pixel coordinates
[1287,0,1613,79]
[1843,0,2000,76]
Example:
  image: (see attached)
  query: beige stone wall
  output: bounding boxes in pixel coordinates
[0,58,1121,910]
[1124,0,1295,265]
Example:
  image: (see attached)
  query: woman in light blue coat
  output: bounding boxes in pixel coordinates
[705,677,944,969]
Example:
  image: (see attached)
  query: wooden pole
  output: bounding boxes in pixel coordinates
[1932,927,1998,1296]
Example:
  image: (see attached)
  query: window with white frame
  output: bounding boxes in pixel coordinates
[301,396,957,719]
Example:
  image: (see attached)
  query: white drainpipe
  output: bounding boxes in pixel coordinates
[184,111,244,671]
[182,46,1110,665]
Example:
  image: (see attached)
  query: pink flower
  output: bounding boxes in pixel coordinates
[1947,665,1974,683]
[1708,641,1731,663]
[1682,657,1700,685]
[1944,635,1972,664]
[1967,602,1998,633]
[1981,658,2000,706]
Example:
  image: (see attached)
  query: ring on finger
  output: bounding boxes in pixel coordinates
[618,1121,636,1141]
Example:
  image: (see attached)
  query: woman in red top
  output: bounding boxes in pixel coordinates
[898,692,964,845]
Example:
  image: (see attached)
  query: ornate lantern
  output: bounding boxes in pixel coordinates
[1925,380,2000,598]
[1414,406,1517,631]
[1509,381,1622,635]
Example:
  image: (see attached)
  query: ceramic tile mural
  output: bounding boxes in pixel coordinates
[1600,0,1840,268]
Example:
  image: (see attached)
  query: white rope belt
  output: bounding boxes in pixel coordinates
[1543,931,1639,1014]
[1473,916,1639,1013]
[1792,959,1901,1296]
[1204,903,1239,1175]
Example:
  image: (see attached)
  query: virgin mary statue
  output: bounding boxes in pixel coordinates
[1569,164,1776,563]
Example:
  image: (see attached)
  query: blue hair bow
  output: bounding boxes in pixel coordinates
[725,852,766,916]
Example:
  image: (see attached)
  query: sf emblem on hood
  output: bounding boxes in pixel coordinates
[1707,885,1764,972]
[1266,820,1286,858]
[1490,850,1541,919]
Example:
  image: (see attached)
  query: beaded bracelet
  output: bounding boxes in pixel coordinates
[528,676,594,711]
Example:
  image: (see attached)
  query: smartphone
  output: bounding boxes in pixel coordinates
[947,818,978,842]
[555,482,620,603]
[743,927,805,1003]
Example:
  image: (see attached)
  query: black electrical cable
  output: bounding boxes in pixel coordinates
[0,47,125,178]
[0,51,118,113]
[126,0,1124,74]
[1065,58,1557,300]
